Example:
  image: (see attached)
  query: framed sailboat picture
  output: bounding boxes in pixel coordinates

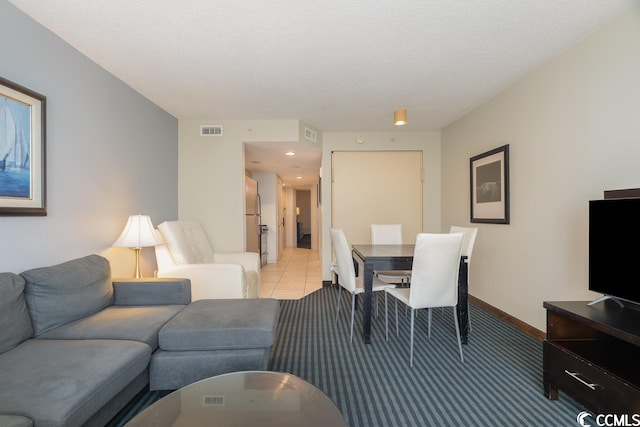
[0,77,46,215]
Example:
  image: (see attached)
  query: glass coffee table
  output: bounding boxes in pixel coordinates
[126,371,347,426]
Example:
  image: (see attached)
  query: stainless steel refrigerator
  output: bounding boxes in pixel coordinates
[245,177,261,254]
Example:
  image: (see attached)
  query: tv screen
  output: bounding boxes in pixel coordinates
[589,198,640,304]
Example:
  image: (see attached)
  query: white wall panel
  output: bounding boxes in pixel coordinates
[331,151,422,246]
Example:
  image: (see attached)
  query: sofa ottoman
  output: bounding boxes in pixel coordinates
[150,298,280,390]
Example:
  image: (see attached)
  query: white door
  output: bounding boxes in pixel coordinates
[332,151,422,245]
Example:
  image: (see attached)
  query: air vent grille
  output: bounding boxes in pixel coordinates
[304,127,317,142]
[200,125,223,137]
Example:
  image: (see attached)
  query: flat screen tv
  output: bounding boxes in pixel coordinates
[589,198,640,305]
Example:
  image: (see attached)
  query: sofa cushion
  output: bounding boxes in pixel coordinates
[0,415,33,427]
[38,304,185,350]
[159,298,280,351]
[0,339,150,427]
[21,254,114,336]
[0,273,33,354]
[150,348,270,391]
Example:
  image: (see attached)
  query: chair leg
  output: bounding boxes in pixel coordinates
[453,307,464,362]
[410,308,415,367]
[349,293,356,343]
[427,308,432,338]
[385,292,389,341]
[335,286,342,324]
[394,299,399,337]
[403,277,409,317]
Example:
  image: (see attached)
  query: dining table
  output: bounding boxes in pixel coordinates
[351,244,469,345]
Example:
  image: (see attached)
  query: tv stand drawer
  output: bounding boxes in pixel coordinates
[543,341,640,413]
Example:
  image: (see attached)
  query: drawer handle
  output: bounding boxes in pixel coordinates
[564,370,597,390]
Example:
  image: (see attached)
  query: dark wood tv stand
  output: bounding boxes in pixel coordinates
[543,300,640,413]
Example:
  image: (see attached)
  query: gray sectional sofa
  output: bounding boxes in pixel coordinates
[0,254,280,427]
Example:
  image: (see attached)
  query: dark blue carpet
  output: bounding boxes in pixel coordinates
[108,286,584,426]
[268,286,584,426]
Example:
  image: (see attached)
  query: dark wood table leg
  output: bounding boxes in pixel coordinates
[457,258,469,345]
[362,261,374,344]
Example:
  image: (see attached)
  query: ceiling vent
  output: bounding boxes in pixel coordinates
[200,125,223,137]
[304,127,317,142]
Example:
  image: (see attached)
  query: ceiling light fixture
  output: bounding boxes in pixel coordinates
[394,109,407,126]
[285,151,296,156]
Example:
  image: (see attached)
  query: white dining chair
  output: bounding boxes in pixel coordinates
[330,228,395,343]
[449,225,478,329]
[384,232,465,366]
[371,224,412,285]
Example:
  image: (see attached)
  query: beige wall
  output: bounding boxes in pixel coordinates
[331,151,423,244]
[179,120,301,251]
[441,6,640,331]
[321,131,442,280]
[178,8,640,332]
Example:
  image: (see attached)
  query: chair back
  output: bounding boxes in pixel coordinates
[329,228,357,293]
[409,233,464,308]
[371,224,403,245]
[157,220,215,264]
[449,226,478,262]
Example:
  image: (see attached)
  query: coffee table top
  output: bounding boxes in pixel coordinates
[126,371,347,426]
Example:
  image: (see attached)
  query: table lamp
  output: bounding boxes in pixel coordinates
[113,214,162,278]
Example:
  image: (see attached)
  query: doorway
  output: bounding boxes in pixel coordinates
[244,140,321,253]
[296,189,312,249]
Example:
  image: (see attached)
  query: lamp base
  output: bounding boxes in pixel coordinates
[134,247,143,278]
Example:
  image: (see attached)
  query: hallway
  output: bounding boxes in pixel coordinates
[259,247,323,299]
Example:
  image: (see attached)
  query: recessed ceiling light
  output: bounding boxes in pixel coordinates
[296,176,302,180]
[285,151,296,156]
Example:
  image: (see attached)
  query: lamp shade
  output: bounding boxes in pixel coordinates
[113,215,161,248]
[394,109,407,126]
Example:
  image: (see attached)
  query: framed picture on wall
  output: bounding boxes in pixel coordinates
[470,144,509,224]
[0,76,46,216]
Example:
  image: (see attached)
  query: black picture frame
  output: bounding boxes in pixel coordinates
[470,144,509,224]
[0,76,46,216]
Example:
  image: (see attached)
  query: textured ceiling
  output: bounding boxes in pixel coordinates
[9,0,634,131]
[8,0,636,186]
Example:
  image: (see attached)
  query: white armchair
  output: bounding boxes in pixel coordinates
[155,220,261,300]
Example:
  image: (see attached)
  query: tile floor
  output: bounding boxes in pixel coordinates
[259,246,324,299]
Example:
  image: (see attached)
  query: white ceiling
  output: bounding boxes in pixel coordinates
[245,140,322,189]
[8,0,635,187]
